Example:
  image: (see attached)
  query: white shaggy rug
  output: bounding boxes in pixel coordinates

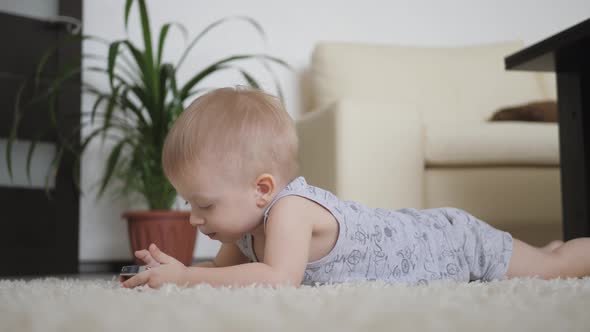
[2,277,590,332]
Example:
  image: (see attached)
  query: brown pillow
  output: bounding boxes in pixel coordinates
[489,100,557,122]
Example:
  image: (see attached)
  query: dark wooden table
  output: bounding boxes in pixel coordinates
[505,18,590,241]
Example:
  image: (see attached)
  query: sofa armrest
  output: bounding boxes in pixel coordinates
[296,99,425,210]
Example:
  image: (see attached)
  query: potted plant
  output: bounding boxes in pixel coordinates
[5,0,289,266]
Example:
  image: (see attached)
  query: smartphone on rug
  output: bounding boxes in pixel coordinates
[120,265,148,279]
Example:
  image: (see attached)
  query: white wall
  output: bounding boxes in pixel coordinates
[80,0,590,261]
[0,0,58,19]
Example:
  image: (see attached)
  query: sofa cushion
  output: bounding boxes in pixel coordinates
[311,41,556,126]
[425,122,559,166]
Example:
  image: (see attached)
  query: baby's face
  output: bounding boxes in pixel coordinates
[170,163,265,243]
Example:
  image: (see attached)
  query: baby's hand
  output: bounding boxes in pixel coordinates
[121,243,188,289]
[117,249,162,283]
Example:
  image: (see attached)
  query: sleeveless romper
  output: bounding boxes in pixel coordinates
[236,176,513,286]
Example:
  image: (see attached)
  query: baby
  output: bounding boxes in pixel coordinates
[121,87,590,289]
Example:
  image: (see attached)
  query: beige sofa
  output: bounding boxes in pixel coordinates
[296,41,562,246]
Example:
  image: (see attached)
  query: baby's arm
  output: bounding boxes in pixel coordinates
[183,196,313,287]
[204,242,251,267]
[135,240,249,268]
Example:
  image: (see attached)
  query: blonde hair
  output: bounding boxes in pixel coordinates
[162,86,299,185]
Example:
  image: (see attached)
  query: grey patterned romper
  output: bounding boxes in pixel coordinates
[236,176,513,286]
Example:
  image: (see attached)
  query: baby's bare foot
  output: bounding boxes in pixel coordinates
[540,240,564,253]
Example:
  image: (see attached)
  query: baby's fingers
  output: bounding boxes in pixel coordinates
[122,271,150,289]
[134,249,161,268]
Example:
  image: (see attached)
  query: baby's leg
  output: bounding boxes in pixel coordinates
[539,240,564,253]
[506,237,590,279]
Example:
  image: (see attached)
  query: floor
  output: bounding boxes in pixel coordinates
[3,277,590,331]
[2,273,118,282]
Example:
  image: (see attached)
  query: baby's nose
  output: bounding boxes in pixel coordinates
[190,214,205,227]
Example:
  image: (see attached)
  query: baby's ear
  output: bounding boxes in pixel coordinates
[255,173,276,206]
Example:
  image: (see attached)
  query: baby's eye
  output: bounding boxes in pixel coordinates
[199,204,213,210]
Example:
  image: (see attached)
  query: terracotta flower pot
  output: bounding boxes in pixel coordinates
[122,210,196,266]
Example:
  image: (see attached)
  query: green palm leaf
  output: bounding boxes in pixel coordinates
[176,16,267,70]
[25,130,47,184]
[97,137,130,199]
[6,81,27,179]
[179,54,290,99]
